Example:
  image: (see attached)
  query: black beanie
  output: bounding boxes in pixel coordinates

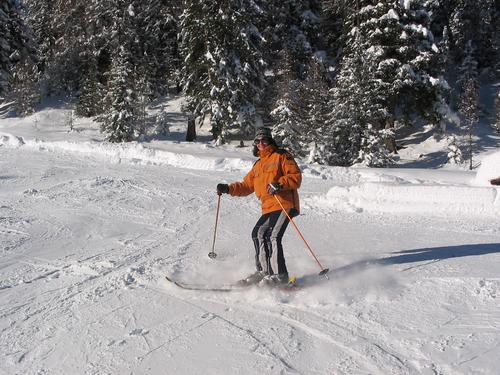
[254,127,273,141]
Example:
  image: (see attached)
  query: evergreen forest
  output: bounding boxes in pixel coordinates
[1,0,500,167]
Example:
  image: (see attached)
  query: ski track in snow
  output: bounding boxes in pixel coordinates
[1,133,500,373]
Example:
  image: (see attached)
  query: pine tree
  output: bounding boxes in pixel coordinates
[321,0,347,59]
[270,49,306,157]
[9,56,39,115]
[0,0,34,97]
[75,58,104,117]
[25,0,56,91]
[449,0,498,73]
[180,0,266,144]
[458,78,478,170]
[457,41,479,170]
[447,135,463,164]
[494,92,500,134]
[328,29,392,167]
[45,0,89,95]
[0,6,8,95]
[457,40,478,92]
[154,107,170,137]
[99,46,138,142]
[83,0,135,117]
[376,1,447,139]
[255,0,323,78]
[139,0,181,96]
[333,1,448,156]
[302,57,330,163]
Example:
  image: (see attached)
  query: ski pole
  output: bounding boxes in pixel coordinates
[208,193,221,259]
[273,194,329,277]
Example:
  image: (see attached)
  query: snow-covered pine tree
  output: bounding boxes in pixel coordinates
[457,41,479,170]
[9,56,39,115]
[457,40,478,93]
[334,1,448,154]
[402,0,450,128]
[449,0,498,73]
[321,0,348,59]
[375,1,447,143]
[75,58,104,117]
[99,46,138,142]
[154,107,170,137]
[42,0,89,95]
[494,92,500,134]
[180,0,266,144]
[0,0,34,97]
[0,6,8,96]
[25,0,55,94]
[135,72,152,138]
[88,0,154,140]
[302,57,330,163]
[83,0,131,117]
[139,0,180,96]
[254,0,322,78]
[439,25,452,75]
[476,0,497,72]
[270,49,307,157]
[328,28,392,167]
[458,78,478,170]
[447,135,464,164]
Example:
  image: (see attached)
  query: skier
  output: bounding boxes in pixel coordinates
[216,128,302,285]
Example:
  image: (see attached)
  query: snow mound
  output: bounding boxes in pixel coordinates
[307,182,499,217]
[474,150,500,186]
[0,132,254,172]
[0,131,360,182]
[1,134,24,148]
[2,131,499,217]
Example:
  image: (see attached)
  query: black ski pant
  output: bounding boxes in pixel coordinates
[251,208,298,276]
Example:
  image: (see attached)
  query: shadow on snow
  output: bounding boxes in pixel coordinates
[335,243,500,275]
[299,243,500,286]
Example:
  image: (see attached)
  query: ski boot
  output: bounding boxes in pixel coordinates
[237,271,267,286]
[260,273,290,286]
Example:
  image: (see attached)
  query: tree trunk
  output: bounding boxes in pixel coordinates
[186,116,196,142]
[469,129,473,170]
[384,118,398,154]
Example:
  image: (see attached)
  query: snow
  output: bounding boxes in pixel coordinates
[127,4,135,17]
[474,150,500,186]
[1,98,500,375]
[410,24,429,38]
[383,9,400,21]
[401,0,411,10]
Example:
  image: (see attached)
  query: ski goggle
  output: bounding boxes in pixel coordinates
[254,138,270,145]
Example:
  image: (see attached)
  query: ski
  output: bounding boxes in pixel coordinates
[165,276,247,292]
[165,275,300,292]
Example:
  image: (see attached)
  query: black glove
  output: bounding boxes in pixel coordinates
[217,183,229,195]
[267,182,281,195]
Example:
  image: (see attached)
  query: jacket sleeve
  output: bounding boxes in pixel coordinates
[229,168,255,196]
[277,153,301,190]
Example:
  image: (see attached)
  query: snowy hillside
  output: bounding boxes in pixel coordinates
[1,98,499,375]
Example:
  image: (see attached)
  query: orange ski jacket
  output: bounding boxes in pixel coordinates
[229,145,302,215]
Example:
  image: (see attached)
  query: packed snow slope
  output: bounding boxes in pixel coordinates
[1,99,499,375]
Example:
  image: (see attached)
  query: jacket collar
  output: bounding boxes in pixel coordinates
[258,145,276,159]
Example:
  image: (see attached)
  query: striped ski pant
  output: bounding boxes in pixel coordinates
[251,208,297,275]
